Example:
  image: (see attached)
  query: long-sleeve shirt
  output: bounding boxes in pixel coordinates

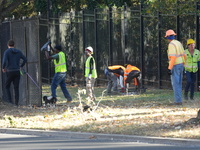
[2,48,27,72]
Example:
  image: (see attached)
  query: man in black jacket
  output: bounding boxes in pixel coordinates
[2,39,27,106]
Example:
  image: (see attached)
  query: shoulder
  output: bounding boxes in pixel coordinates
[4,48,10,52]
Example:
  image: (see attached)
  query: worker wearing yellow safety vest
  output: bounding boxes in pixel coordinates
[85,46,97,102]
[104,65,125,95]
[45,44,72,103]
[184,39,200,100]
[124,64,141,90]
[165,29,186,105]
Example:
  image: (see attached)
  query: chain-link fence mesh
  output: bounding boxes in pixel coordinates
[0,19,42,106]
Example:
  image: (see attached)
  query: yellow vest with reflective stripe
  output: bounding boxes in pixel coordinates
[85,56,97,78]
[168,40,185,65]
[54,51,67,73]
[184,49,200,73]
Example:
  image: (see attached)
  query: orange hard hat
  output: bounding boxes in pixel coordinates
[165,29,177,37]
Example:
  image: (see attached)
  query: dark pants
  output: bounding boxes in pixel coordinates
[126,70,141,87]
[5,71,20,105]
[185,71,196,98]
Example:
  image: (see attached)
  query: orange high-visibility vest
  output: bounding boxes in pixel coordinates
[108,65,125,77]
[124,64,140,86]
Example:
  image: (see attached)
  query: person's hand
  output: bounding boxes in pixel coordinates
[2,68,6,73]
[88,74,91,79]
[168,69,172,75]
[121,87,125,93]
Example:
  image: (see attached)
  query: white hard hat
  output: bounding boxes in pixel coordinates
[85,46,93,54]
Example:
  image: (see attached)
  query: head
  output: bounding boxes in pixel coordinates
[7,39,15,48]
[187,39,195,50]
[165,29,176,42]
[85,46,93,56]
[54,45,62,52]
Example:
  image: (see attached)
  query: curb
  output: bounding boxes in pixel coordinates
[0,128,200,147]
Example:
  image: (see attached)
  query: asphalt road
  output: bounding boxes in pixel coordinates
[0,133,200,150]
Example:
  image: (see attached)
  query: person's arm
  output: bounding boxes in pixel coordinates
[89,58,94,74]
[168,56,176,70]
[20,52,27,68]
[45,44,57,60]
[168,43,177,70]
[2,51,8,72]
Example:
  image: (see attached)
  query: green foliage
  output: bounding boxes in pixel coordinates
[34,0,47,14]
[11,1,36,19]
[142,0,199,15]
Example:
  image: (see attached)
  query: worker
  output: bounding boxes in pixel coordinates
[45,44,72,103]
[184,39,200,100]
[84,46,97,102]
[104,65,125,95]
[165,29,186,105]
[124,64,141,91]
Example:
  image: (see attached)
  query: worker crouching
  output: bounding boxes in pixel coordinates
[104,65,125,95]
[124,64,141,94]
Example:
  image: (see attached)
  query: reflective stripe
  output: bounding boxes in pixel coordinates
[184,65,193,68]
[168,54,185,57]
[55,63,65,67]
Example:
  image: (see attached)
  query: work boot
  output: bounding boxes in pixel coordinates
[190,93,194,100]
[184,92,188,100]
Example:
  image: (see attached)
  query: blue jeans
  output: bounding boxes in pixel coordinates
[171,64,184,103]
[105,69,118,93]
[51,72,72,101]
[185,71,196,97]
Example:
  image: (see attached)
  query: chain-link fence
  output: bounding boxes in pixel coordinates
[0,19,42,106]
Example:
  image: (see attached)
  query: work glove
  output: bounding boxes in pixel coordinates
[168,69,172,76]
[121,87,125,93]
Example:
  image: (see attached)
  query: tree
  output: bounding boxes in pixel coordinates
[0,0,30,23]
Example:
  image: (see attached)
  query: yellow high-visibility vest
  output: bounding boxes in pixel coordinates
[168,40,185,65]
[85,56,97,78]
[184,49,200,73]
[54,51,67,73]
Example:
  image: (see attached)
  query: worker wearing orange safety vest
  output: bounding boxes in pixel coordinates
[104,65,125,95]
[165,29,186,105]
[124,64,141,89]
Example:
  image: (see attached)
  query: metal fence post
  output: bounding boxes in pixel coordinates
[158,11,162,89]
[109,6,113,65]
[176,1,180,40]
[124,3,127,65]
[94,8,99,85]
[196,2,200,90]
[82,10,85,86]
[140,2,144,88]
